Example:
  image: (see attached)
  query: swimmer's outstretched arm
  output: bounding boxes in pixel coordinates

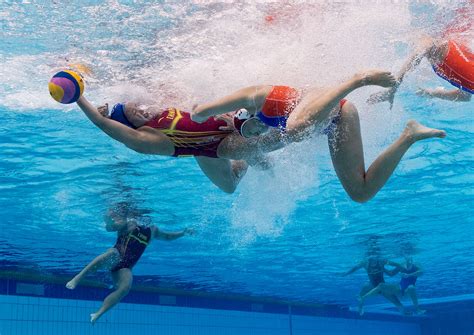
[341,262,364,276]
[384,261,403,276]
[368,38,435,106]
[417,87,472,101]
[191,86,272,123]
[401,265,424,279]
[393,39,435,85]
[76,96,168,154]
[386,260,403,268]
[151,226,194,241]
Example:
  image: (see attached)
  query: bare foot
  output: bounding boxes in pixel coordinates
[357,70,397,88]
[404,120,446,143]
[66,278,78,290]
[90,312,101,325]
[357,297,365,316]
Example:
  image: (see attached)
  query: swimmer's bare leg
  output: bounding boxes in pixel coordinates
[195,156,248,194]
[382,293,407,315]
[90,268,132,324]
[355,283,374,316]
[358,284,384,315]
[66,248,120,290]
[359,284,405,315]
[405,285,426,314]
[368,37,445,106]
[286,70,397,138]
[327,101,446,203]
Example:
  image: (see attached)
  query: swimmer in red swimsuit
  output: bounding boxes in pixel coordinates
[65,203,193,324]
[369,1,472,105]
[369,36,472,105]
[191,74,445,203]
[76,69,444,200]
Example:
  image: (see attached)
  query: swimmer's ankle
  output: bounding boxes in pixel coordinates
[66,278,79,290]
[90,312,101,324]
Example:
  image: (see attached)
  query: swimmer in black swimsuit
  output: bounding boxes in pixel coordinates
[342,255,404,315]
[65,205,194,324]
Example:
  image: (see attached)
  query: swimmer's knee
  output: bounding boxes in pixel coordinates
[340,101,357,113]
[221,185,236,194]
[374,283,385,291]
[218,182,237,194]
[338,101,359,122]
[116,281,132,296]
[348,190,372,203]
[116,286,130,298]
[406,285,416,293]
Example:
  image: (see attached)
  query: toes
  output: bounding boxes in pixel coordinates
[437,130,447,138]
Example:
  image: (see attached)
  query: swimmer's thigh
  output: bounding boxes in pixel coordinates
[327,101,366,192]
[359,283,374,296]
[103,248,121,270]
[111,268,133,293]
[380,283,401,297]
[195,156,239,193]
[286,87,327,135]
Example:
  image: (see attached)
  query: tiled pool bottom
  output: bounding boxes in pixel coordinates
[0,274,422,335]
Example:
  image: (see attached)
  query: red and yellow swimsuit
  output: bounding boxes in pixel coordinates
[145,108,232,158]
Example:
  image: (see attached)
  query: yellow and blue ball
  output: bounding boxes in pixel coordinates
[48,70,84,104]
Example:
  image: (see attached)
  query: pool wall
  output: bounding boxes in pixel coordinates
[0,275,422,335]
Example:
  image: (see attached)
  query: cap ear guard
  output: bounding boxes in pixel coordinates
[233,108,257,137]
[238,118,257,138]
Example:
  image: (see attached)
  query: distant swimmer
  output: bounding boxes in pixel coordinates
[358,256,426,315]
[369,36,472,105]
[66,204,193,324]
[342,256,405,315]
[191,71,445,203]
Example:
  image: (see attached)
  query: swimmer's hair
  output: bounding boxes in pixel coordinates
[110,202,153,226]
[110,103,136,129]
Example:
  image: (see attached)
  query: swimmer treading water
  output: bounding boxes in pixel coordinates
[66,203,194,324]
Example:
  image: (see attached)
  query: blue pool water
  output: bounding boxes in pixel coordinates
[1,1,473,334]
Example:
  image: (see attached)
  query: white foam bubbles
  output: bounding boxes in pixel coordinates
[228,140,319,246]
